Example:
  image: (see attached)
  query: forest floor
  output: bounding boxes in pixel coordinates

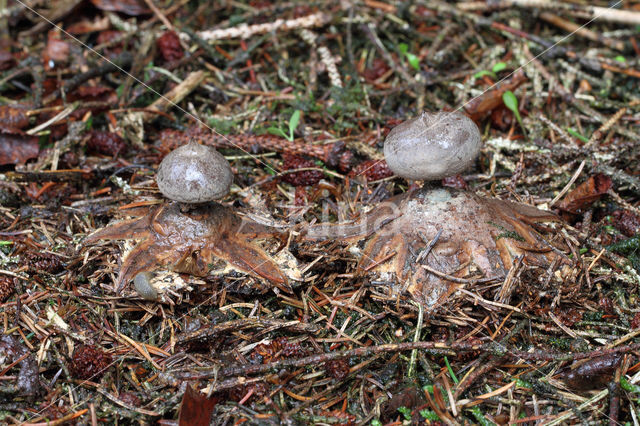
[1,0,640,424]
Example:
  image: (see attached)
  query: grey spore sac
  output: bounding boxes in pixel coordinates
[156,140,233,203]
[383,111,481,181]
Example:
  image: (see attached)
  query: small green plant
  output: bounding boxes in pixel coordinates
[469,406,496,426]
[267,110,301,142]
[398,43,420,71]
[492,62,507,73]
[566,127,589,143]
[614,55,626,63]
[419,409,440,421]
[515,378,532,389]
[144,61,154,81]
[397,406,412,421]
[444,356,459,384]
[621,377,640,394]
[474,62,507,79]
[502,90,526,137]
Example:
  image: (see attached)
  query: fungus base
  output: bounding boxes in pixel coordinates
[304,186,568,310]
[84,202,293,294]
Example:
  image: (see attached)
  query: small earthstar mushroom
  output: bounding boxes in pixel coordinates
[383,111,481,181]
[84,139,294,297]
[156,140,233,203]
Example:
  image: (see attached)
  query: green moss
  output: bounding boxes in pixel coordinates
[548,337,572,351]
[607,235,640,254]
[583,311,603,321]
[607,235,640,271]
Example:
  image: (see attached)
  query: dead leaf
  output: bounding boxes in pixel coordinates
[43,31,70,68]
[157,31,184,63]
[87,131,127,156]
[362,57,390,82]
[0,127,40,165]
[0,105,30,130]
[96,30,125,56]
[381,384,426,423]
[178,384,218,426]
[558,174,612,214]
[557,353,622,390]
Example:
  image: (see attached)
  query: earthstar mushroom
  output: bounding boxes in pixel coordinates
[85,140,293,298]
[303,110,567,311]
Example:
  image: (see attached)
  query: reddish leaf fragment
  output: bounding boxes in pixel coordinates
[415,6,436,17]
[118,391,141,407]
[294,186,307,206]
[178,384,218,426]
[382,385,426,423]
[90,0,150,15]
[43,31,70,68]
[325,358,350,380]
[599,296,614,314]
[611,209,640,237]
[0,105,30,130]
[228,381,269,403]
[490,105,513,130]
[349,159,394,181]
[558,353,622,390]
[157,31,184,63]
[631,312,640,330]
[36,404,69,422]
[291,5,315,18]
[63,86,117,119]
[69,345,113,381]
[282,154,323,186]
[70,85,117,102]
[557,174,613,214]
[96,30,125,56]
[362,58,390,82]
[46,39,70,63]
[39,78,61,97]
[442,174,469,190]
[87,131,127,156]
[553,308,582,327]
[249,337,307,363]
[0,127,39,165]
